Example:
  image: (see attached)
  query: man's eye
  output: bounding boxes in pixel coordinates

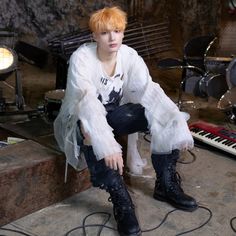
[115,30,120,33]
[101,32,107,35]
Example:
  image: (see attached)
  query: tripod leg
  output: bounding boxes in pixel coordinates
[15,69,24,110]
[0,87,6,112]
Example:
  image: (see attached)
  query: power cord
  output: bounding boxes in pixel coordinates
[230,216,236,233]
[64,205,212,236]
[0,227,34,236]
[178,149,196,164]
[142,206,212,236]
[64,212,116,236]
[143,132,197,164]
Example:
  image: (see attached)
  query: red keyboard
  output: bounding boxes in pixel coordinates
[189,121,236,156]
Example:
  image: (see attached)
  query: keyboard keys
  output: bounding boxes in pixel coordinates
[190,126,236,155]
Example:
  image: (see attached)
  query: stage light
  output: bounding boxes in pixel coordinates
[0,44,24,112]
[0,45,18,77]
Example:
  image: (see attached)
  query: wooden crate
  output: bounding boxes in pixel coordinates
[0,140,91,226]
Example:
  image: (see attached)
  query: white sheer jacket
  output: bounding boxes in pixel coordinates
[54,42,194,173]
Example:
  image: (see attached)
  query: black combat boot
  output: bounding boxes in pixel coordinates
[82,145,141,236]
[151,149,198,211]
[105,173,142,236]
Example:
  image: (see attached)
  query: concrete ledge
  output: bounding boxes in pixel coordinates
[0,140,91,226]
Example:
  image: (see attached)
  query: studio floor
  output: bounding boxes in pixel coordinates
[0,61,236,236]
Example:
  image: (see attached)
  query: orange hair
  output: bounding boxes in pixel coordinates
[89,6,127,33]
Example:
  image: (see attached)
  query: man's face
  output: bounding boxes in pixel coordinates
[93,29,124,54]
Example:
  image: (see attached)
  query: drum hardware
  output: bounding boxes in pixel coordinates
[157,57,228,109]
[198,72,228,99]
[226,57,236,89]
[217,87,236,123]
[178,70,203,110]
[205,56,233,76]
[232,105,236,122]
[157,58,205,75]
[157,56,229,111]
[226,104,236,123]
[220,104,236,124]
[183,75,202,97]
[184,73,226,99]
[44,89,65,122]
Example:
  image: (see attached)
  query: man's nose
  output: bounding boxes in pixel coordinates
[109,32,115,41]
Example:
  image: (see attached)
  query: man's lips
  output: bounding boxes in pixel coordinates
[109,43,118,48]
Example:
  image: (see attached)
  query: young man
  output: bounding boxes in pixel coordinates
[54,6,198,236]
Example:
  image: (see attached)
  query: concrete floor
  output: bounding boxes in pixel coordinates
[1,63,236,236]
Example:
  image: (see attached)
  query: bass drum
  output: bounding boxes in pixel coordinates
[198,73,228,99]
[184,75,202,97]
[44,89,65,121]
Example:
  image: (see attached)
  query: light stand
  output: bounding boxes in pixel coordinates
[0,45,24,113]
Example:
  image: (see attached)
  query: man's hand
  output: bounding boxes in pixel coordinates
[80,122,124,174]
[104,153,124,175]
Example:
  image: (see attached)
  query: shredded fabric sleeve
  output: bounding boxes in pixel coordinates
[124,52,194,153]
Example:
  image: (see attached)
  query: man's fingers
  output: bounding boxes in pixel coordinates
[105,158,112,169]
[112,159,118,171]
[118,160,123,175]
[104,154,123,175]
[116,155,123,175]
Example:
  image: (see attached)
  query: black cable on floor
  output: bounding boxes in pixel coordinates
[0,227,33,236]
[143,132,197,164]
[64,212,116,236]
[177,149,196,164]
[64,205,212,236]
[175,206,212,235]
[230,216,236,233]
[141,205,212,235]
[82,212,113,236]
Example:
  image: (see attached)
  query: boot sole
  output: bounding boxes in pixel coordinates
[154,194,198,212]
[119,229,142,236]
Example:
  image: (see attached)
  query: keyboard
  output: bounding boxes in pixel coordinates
[189,122,236,156]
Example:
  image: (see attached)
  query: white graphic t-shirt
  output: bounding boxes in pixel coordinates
[97,52,124,111]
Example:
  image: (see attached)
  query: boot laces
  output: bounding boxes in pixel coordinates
[167,165,184,193]
[108,186,134,212]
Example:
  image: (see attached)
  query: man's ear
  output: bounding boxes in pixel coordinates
[92,32,97,42]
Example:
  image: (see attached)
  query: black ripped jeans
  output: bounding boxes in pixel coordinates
[79,103,149,187]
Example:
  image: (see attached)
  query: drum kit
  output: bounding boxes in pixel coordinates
[158,56,236,123]
[185,57,236,124]
[157,35,236,124]
[157,56,230,103]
